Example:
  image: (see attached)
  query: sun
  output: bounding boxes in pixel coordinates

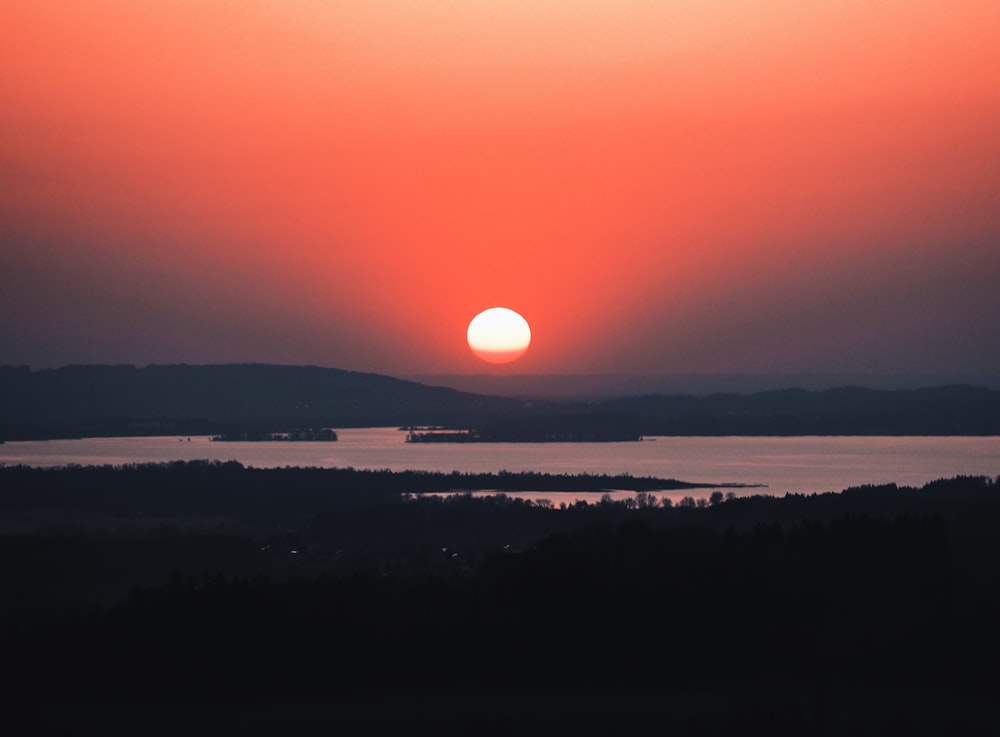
[467,307,531,364]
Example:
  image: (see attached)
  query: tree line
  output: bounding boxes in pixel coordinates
[1,466,998,734]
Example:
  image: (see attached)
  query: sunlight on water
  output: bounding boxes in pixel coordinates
[2,429,997,499]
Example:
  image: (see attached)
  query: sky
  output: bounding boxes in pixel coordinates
[2,1,999,378]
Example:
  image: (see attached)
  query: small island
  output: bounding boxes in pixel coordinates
[406,429,481,443]
[405,414,643,443]
[211,428,338,442]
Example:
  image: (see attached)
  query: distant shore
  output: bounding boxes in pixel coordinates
[2,364,999,441]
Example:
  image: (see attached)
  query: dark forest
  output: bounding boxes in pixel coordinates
[1,463,998,734]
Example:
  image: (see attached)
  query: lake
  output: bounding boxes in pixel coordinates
[2,429,998,502]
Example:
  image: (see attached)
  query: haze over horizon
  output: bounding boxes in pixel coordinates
[3,2,998,377]
[406,371,1000,398]
[5,361,998,401]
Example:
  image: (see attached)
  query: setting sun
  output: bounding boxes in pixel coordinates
[467,307,531,364]
[1,1,997,376]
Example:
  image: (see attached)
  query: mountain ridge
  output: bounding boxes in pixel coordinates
[2,363,998,440]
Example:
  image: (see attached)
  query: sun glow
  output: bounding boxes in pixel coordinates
[467,307,531,364]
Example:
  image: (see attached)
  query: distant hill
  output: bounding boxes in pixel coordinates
[595,385,1000,436]
[1,364,998,440]
[0,364,535,440]
[408,372,1000,398]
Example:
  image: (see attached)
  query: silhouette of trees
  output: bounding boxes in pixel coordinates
[1,468,998,733]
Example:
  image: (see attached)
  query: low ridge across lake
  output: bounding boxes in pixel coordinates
[405,415,643,443]
[210,428,338,442]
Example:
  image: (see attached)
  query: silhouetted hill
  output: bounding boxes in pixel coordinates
[406,384,1000,438]
[1,467,998,734]
[2,364,998,439]
[410,371,1000,397]
[0,363,534,439]
[595,384,1000,435]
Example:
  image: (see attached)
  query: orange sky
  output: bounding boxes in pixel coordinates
[2,1,999,377]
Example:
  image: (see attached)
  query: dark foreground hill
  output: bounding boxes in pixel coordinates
[0,464,998,734]
[2,363,999,439]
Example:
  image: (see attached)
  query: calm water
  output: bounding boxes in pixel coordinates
[2,429,998,502]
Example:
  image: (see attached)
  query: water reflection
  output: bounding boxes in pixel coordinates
[415,489,758,506]
[1,429,998,497]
